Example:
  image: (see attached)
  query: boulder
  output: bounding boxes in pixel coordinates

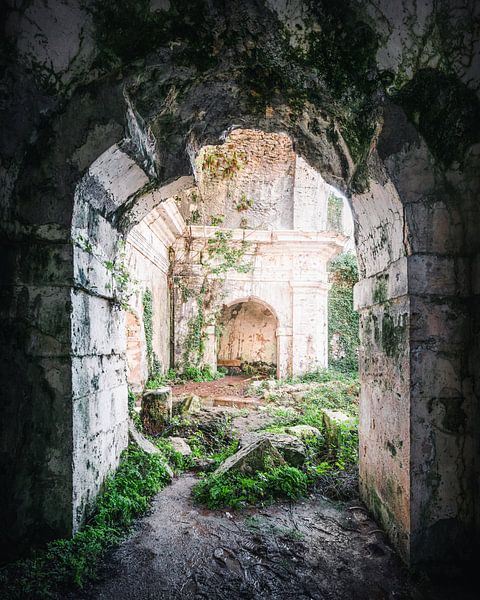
[322,410,356,447]
[285,425,323,440]
[214,438,285,477]
[172,394,203,416]
[168,436,192,456]
[240,432,306,467]
[141,386,172,434]
[128,419,173,478]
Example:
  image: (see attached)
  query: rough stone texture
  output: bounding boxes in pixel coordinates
[141,387,173,435]
[1,0,479,568]
[240,432,306,467]
[214,438,286,477]
[218,300,277,366]
[167,437,192,457]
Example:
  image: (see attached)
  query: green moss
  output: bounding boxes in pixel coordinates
[373,276,388,304]
[381,312,407,358]
[394,68,480,168]
[91,0,216,71]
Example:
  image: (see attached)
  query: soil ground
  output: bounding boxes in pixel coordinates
[171,375,256,399]
[71,378,475,600]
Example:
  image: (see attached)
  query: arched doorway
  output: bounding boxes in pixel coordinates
[217,299,278,375]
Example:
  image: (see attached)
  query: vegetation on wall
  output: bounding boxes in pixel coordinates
[178,230,253,370]
[327,193,344,232]
[328,253,359,373]
[142,288,162,380]
[0,444,172,598]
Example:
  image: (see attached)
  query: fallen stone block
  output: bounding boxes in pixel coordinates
[322,410,356,447]
[168,436,192,456]
[240,432,306,466]
[128,419,173,478]
[214,438,285,477]
[172,394,203,416]
[285,425,323,440]
[141,386,172,434]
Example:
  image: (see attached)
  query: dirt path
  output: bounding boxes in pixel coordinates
[73,474,420,600]
[70,384,472,600]
[171,375,256,399]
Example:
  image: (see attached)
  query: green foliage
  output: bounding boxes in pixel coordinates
[328,253,359,373]
[193,465,308,509]
[235,193,254,212]
[210,214,225,226]
[0,445,171,598]
[182,365,222,382]
[202,149,245,179]
[207,230,252,275]
[142,289,162,380]
[327,193,344,232]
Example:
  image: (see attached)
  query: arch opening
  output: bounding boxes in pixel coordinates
[216,299,279,376]
[2,2,479,574]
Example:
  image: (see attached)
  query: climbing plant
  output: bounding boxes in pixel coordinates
[180,229,252,369]
[142,288,162,380]
[327,193,344,232]
[328,253,359,373]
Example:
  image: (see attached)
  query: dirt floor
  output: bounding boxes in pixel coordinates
[74,474,418,600]
[171,375,256,399]
[70,379,474,600]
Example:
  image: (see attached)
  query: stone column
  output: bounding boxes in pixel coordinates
[291,282,329,376]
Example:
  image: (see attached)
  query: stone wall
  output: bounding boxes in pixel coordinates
[218,301,277,366]
[173,227,345,378]
[2,0,479,567]
[125,201,182,390]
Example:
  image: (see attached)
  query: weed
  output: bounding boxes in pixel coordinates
[0,444,171,598]
[192,465,308,509]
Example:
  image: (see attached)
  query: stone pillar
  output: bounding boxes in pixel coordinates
[355,254,476,566]
[276,326,293,379]
[291,282,329,376]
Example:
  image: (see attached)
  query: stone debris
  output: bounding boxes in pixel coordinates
[214,438,285,477]
[172,394,202,416]
[128,419,173,479]
[168,436,192,456]
[141,386,172,434]
[322,410,356,446]
[240,432,306,466]
[285,425,323,440]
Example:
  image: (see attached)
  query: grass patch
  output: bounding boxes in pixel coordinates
[0,444,172,599]
[193,368,360,509]
[193,465,308,509]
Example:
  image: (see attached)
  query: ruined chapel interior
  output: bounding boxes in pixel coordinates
[1,1,480,599]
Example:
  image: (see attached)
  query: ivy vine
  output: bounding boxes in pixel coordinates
[328,252,359,374]
[143,288,162,380]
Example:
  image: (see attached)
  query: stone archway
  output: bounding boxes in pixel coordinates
[217,298,279,375]
[2,0,479,569]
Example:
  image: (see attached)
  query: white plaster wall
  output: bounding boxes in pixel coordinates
[218,302,277,364]
[174,228,346,377]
